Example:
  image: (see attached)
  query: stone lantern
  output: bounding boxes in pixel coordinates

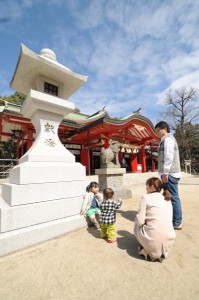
[0,44,88,256]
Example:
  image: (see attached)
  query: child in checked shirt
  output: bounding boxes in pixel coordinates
[99,188,122,243]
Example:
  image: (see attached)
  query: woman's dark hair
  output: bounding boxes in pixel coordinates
[146,177,171,201]
[155,121,170,133]
[103,188,114,200]
[162,188,171,201]
[86,181,99,192]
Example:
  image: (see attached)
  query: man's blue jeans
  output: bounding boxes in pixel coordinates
[163,175,182,226]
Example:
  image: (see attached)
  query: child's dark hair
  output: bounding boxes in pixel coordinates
[86,181,99,192]
[103,188,114,200]
[146,177,171,201]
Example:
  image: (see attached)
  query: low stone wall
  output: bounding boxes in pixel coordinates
[87,172,158,186]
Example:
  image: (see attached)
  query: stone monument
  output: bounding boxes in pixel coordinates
[0,44,88,256]
[95,137,132,199]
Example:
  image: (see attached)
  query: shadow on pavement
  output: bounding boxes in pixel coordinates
[86,227,101,239]
[117,210,137,221]
[86,226,146,261]
[117,230,141,259]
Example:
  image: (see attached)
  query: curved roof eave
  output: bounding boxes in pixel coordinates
[103,113,155,128]
[67,113,159,145]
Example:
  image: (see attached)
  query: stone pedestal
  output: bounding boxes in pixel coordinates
[95,168,126,190]
[95,168,132,200]
[0,91,87,256]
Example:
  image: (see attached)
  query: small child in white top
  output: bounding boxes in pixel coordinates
[80,181,103,229]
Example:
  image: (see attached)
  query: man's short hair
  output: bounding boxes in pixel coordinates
[155,121,170,133]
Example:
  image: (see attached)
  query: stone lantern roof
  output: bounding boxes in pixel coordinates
[10,44,88,99]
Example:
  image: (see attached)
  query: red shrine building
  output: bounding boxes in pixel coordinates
[0,101,159,174]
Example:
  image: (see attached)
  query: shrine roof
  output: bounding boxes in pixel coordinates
[66,107,108,124]
[0,101,111,142]
[0,100,108,125]
[67,113,159,147]
[0,100,159,146]
[0,100,21,115]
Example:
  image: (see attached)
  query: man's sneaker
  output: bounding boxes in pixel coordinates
[173,223,183,230]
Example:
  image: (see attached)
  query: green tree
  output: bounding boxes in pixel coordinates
[175,122,199,161]
[0,141,17,159]
[0,92,26,106]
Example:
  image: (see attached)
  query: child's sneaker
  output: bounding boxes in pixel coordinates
[108,237,117,243]
[94,223,100,229]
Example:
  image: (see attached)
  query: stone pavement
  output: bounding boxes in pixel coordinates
[0,173,198,300]
[87,171,199,186]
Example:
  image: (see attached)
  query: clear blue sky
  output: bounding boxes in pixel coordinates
[1,0,199,124]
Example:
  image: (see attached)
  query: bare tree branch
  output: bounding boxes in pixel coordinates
[161,87,199,167]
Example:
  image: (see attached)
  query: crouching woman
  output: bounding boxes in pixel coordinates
[134,177,176,262]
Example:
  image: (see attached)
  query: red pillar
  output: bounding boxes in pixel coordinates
[17,130,34,159]
[80,149,89,175]
[140,147,146,172]
[27,130,34,150]
[131,154,137,172]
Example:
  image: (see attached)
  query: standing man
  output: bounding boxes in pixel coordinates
[155,121,182,230]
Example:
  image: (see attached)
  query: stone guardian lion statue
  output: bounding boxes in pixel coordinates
[100,139,121,168]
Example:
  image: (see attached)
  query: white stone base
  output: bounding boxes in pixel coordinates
[0,195,84,233]
[0,215,85,257]
[9,162,85,184]
[2,180,86,206]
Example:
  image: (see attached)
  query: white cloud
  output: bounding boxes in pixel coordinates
[1,0,199,122]
[162,50,199,82]
[66,0,104,30]
[0,0,33,21]
[156,71,199,105]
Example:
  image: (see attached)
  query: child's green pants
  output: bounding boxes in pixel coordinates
[101,223,115,241]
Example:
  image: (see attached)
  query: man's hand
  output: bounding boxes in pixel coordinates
[162,174,168,183]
